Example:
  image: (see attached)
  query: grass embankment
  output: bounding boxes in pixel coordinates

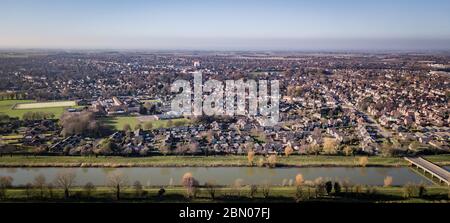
[0,155,449,168]
[1,186,449,203]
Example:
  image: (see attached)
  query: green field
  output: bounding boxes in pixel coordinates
[103,116,192,130]
[0,100,80,119]
[0,155,449,168]
[0,186,448,203]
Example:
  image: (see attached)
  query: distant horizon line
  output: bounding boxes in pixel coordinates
[1,47,450,54]
[1,37,449,52]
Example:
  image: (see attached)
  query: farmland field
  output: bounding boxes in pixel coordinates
[0,100,79,119]
[13,100,76,109]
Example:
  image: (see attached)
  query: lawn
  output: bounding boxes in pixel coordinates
[103,116,192,130]
[0,100,79,119]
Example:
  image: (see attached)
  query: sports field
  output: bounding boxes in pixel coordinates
[0,100,79,119]
[13,100,76,109]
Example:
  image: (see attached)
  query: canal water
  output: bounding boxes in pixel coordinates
[1,166,444,186]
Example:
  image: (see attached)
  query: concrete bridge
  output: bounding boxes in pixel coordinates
[404,157,450,186]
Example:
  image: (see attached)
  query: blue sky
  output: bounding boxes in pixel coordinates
[1,0,450,50]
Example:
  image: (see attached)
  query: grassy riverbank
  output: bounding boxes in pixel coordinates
[0,155,449,168]
[1,186,449,203]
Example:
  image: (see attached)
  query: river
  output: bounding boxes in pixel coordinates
[1,166,444,186]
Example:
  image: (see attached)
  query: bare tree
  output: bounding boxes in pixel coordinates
[204,181,217,199]
[261,182,270,198]
[247,149,255,166]
[107,172,129,200]
[33,174,47,198]
[358,156,369,167]
[233,178,244,196]
[47,183,54,199]
[83,182,96,197]
[55,170,76,199]
[133,180,143,197]
[267,155,277,168]
[181,172,199,198]
[249,185,258,198]
[188,141,200,155]
[284,143,294,157]
[257,157,265,167]
[343,146,354,156]
[0,176,13,199]
[323,138,338,155]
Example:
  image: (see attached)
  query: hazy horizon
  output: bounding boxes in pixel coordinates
[1,0,450,50]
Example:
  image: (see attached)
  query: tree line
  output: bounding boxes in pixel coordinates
[0,172,445,202]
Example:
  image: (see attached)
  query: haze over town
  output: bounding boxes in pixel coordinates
[1,0,450,50]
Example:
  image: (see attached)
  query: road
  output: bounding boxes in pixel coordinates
[405,157,450,185]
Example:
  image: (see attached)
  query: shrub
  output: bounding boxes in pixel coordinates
[418,184,426,198]
[403,183,419,198]
[325,181,333,195]
[314,180,327,197]
[333,182,341,194]
[295,187,305,203]
[315,184,326,197]
[158,188,166,197]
